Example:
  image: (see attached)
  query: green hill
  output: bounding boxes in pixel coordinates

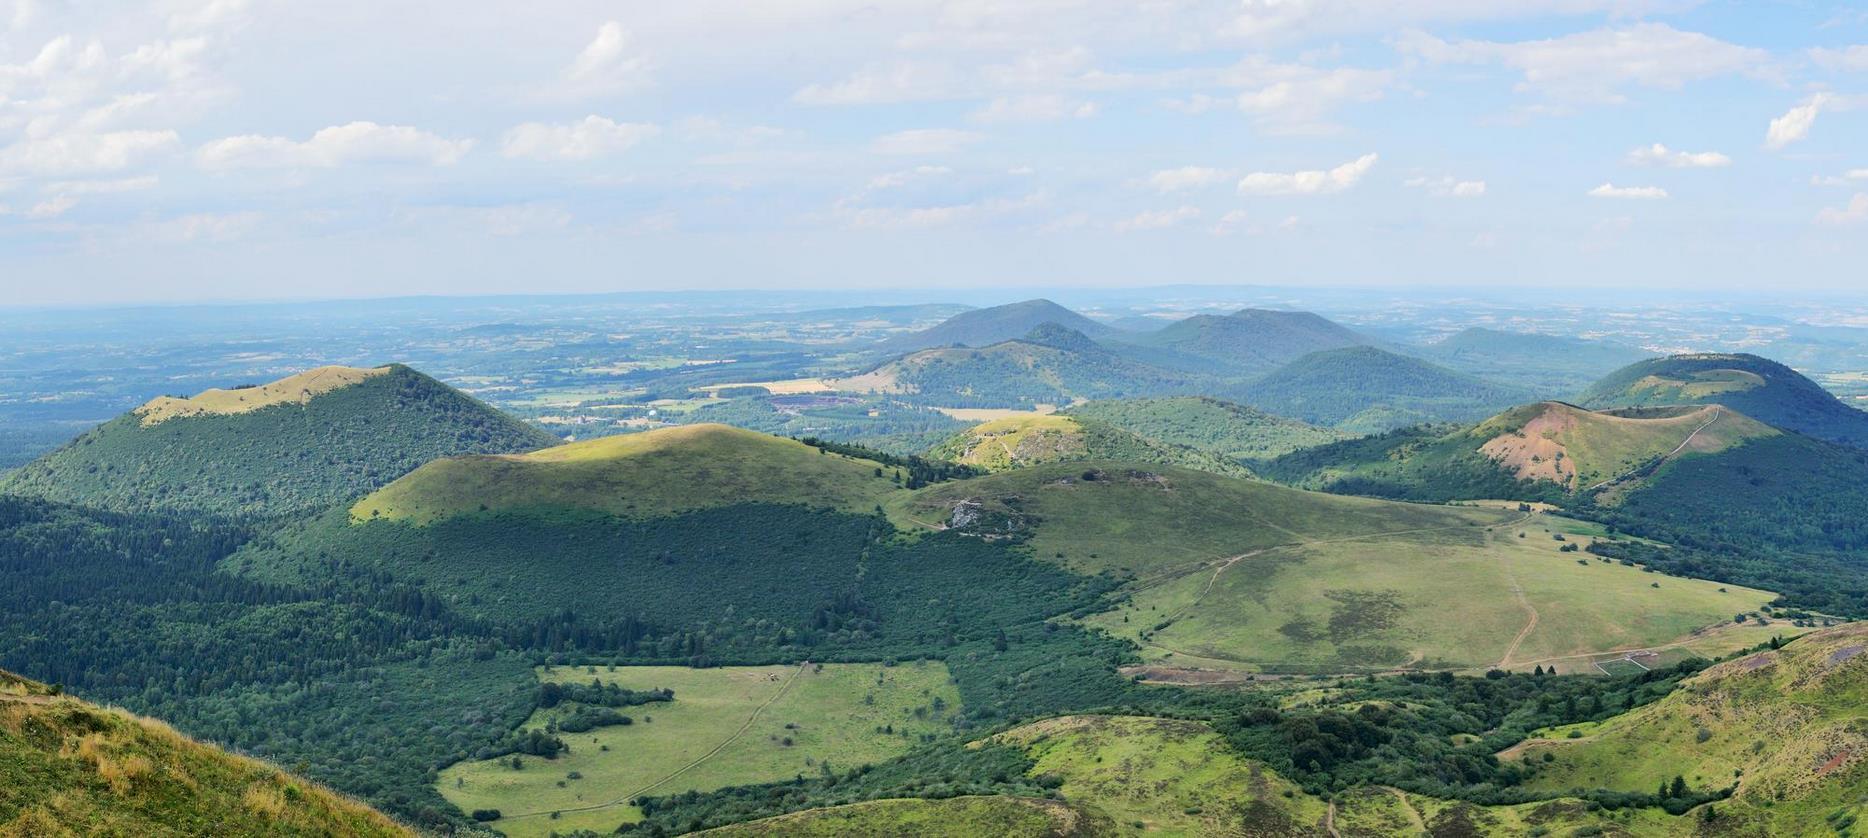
[0,364,558,517]
[926,414,1250,477]
[351,423,901,525]
[876,299,1118,353]
[1422,327,1654,395]
[1580,353,1868,447]
[1128,308,1371,375]
[1509,623,1868,835]
[847,330,1194,408]
[1234,346,1533,433]
[1258,400,1868,617]
[0,669,407,837]
[1062,396,1347,459]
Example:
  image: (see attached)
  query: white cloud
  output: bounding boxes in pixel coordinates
[1404,174,1486,197]
[1810,45,1868,72]
[794,61,963,105]
[1113,205,1200,231]
[1589,182,1668,199]
[42,175,159,195]
[1766,94,1830,150]
[1626,143,1731,168]
[0,130,179,176]
[1398,24,1767,105]
[501,116,658,161]
[969,94,1097,123]
[1816,193,1868,226]
[142,210,263,243]
[196,122,473,170]
[1148,166,1235,193]
[559,21,650,95]
[869,128,983,155]
[865,165,950,190]
[1223,59,1393,133]
[1237,153,1376,195]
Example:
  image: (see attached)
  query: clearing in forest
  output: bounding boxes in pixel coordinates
[438,661,960,838]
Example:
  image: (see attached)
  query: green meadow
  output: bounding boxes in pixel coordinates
[439,661,960,837]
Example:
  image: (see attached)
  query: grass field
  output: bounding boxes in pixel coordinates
[438,662,960,837]
[1081,510,1773,674]
[134,365,389,424]
[694,796,1083,836]
[890,461,1500,576]
[354,424,901,524]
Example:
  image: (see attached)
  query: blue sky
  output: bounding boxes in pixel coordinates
[0,0,1864,305]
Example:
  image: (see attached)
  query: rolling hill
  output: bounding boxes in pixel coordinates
[1061,396,1347,460]
[1421,327,1654,395]
[1509,623,1868,836]
[926,414,1250,476]
[839,326,1194,408]
[1233,346,1533,433]
[0,364,558,517]
[1127,308,1372,374]
[1579,353,1868,447]
[893,461,1763,673]
[875,299,1119,353]
[0,669,407,837]
[351,423,901,524]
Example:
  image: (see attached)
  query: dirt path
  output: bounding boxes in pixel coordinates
[1585,407,1722,492]
[1386,787,1426,832]
[500,662,809,824]
[1493,546,1541,669]
[1325,800,1343,838]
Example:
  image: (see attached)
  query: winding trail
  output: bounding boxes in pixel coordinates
[1493,525,1541,669]
[1324,801,1343,838]
[1585,407,1723,492]
[499,661,809,825]
[1387,787,1427,832]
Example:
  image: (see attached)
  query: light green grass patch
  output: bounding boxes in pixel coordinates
[1086,519,1772,673]
[439,661,959,838]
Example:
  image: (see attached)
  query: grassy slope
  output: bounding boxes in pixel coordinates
[1084,512,1771,673]
[0,670,408,838]
[925,414,1250,477]
[694,796,1085,837]
[1580,352,1868,447]
[988,714,1683,837]
[1469,402,1776,491]
[1512,623,1868,835]
[1063,396,1347,460]
[353,423,900,524]
[441,662,962,837]
[0,363,558,517]
[891,461,1497,576]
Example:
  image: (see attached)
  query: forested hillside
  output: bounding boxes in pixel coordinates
[1234,346,1533,433]
[1581,353,1868,447]
[0,364,557,517]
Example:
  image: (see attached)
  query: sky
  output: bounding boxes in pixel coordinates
[0,1,1865,306]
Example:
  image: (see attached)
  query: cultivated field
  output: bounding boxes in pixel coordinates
[439,661,960,837]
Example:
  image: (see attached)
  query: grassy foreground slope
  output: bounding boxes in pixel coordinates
[1513,623,1868,835]
[926,414,1249,477]
[0,364,557,516]
[1062,396,1346,460]
[0,670,407,837]
[1580,352,1868,447]
[353,423,900,524]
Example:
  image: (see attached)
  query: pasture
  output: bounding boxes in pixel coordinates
[438,661,960,837]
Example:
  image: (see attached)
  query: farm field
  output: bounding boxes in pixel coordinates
[438,661,961,837]
[1082,511,1773,674]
